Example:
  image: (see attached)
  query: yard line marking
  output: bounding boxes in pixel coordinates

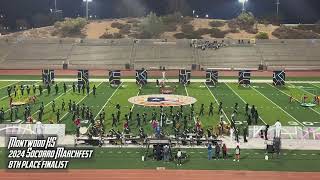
[131,85,142,111]
[251,84,305,127]
[184,85,196,123]
[59,82,103,121]
[204,82,231,123]
[224,83,267,125]
[270,83,320,116]
[0,82,22,100]
[0,81,18,90]
[310,83,320,89]
[94,82,123,120]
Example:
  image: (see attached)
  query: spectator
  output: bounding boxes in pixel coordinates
[163,145,170,162]
[208,144,212,160]
[222,143,227,159]
[233,145,241,162]
[215,143,220,160]
[177,149,182,166]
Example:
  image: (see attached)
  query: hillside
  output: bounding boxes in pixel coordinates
[1,15,320,40]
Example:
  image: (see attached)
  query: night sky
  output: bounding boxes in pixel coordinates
[0,0,320,28]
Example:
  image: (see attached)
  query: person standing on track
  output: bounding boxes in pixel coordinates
[222,143,227,159]
[63,83,67,93]
[207,143,213,160]
[177,149,182,166]
[233,145,240,162]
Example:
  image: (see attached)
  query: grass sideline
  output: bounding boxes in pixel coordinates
[1,148,320,171]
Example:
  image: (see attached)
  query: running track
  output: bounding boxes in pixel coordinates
[1,170,320,180]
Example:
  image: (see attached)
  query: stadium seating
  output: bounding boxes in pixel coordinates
[0,38,319,70]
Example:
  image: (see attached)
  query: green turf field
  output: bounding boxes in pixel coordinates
[0,76,320,135]
[1,147,320,171]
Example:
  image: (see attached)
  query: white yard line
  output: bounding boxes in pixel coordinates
[32,88,71,116]
[0,81,18,90]
[204,82,231,124]
[130,85,142,111]
[94,82,123,120]
[59,82,103,121]
[224,83,267,125]
[184,85,196,123]
[273,83,320,116]
[310,83,320,89]
[252,84,305,127]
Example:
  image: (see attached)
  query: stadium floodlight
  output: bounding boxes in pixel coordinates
[83,0,93,20]
[239,0,248,12]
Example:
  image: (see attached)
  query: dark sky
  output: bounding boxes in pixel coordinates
[0,0,320,27]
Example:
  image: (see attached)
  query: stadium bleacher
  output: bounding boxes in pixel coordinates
[0,38,319,70]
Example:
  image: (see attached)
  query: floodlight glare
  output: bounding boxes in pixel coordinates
[239,0,248,12]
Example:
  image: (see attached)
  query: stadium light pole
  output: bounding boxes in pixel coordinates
[239,0,248,13]
[83,0,93,20]
[276,0,280,17]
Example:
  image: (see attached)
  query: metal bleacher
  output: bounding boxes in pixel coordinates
[0,38,319,70]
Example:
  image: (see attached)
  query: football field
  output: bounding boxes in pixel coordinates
[0,76,320,135]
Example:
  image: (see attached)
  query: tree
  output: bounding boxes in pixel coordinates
[52,18,87,37]
[139,12,165,38]
[255,32,269,39]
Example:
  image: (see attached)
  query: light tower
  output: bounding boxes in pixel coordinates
[239,0,248,13]
[276,0,280,17]
[83,0,93,20]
